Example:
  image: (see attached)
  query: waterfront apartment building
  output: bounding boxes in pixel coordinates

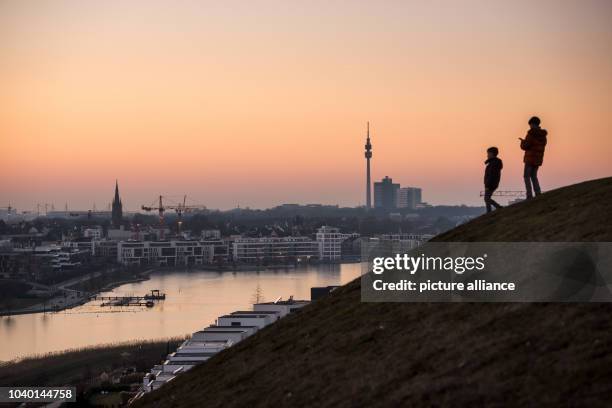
[62,238,93,253]
[12,245,85,271]
[117,241,216,266]
[92,240,119,259]
[316,226,343,261]
[204,239,230,263]
[116,230,354,266]
[232,237,319,263]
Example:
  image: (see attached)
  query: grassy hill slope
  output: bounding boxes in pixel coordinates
[137,177,612,408]
[433,177,612,242]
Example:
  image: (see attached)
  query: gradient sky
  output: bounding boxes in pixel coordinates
[1,0,611,211]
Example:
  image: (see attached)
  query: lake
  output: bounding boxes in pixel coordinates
[0,263,361,361]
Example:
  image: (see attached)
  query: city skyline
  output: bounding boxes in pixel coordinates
[2,0,612,210]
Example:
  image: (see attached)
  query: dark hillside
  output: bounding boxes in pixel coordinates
[434,177,612,242]
[137,177,612,408]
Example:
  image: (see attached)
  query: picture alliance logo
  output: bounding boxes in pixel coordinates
[371,254,488,275]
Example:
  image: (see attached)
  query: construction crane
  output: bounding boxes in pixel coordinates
[0,205,13,213]
[141,195,206,234]
[35,203,55,216]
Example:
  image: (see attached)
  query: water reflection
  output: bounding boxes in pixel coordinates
[2,315,15,333]
[0,263,361,361]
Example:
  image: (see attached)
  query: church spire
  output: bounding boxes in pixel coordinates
[114,180,121,204]
[112,180,123,227]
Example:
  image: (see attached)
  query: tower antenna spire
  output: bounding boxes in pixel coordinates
[364,121,373,210]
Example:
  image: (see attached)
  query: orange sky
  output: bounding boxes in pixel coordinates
[1,0,611,210]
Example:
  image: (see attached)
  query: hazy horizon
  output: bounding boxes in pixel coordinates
[2,0,611,211]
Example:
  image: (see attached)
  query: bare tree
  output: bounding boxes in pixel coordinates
[250,284,265,305]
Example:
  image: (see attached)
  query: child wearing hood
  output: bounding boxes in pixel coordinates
[484,146,503,213]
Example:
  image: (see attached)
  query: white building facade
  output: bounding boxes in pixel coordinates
[316,226,343,261]
[117,241,216,266]
[232,237,319,263]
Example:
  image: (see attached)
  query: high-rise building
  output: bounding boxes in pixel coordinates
[111,180,123,227]
[397,187,422,210]
[364,122,372,210]
[374,176,400,210]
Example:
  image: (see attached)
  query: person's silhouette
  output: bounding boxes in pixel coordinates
[519,116,548,199]
[484,147,503,213]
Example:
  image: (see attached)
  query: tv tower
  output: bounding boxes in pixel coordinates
[364,122,373,209]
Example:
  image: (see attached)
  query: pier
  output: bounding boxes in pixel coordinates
[92,290,166,307]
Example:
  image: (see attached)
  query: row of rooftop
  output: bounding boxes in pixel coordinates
[139,296,311,396]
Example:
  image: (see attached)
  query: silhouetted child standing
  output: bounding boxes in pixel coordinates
[484,147,503,213]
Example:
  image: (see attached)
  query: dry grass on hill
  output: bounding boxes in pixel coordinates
[0,338,183,387]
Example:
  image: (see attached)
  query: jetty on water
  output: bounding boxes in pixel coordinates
[92,290,166,308]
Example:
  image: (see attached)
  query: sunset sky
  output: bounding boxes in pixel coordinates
[1,0,611,211]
